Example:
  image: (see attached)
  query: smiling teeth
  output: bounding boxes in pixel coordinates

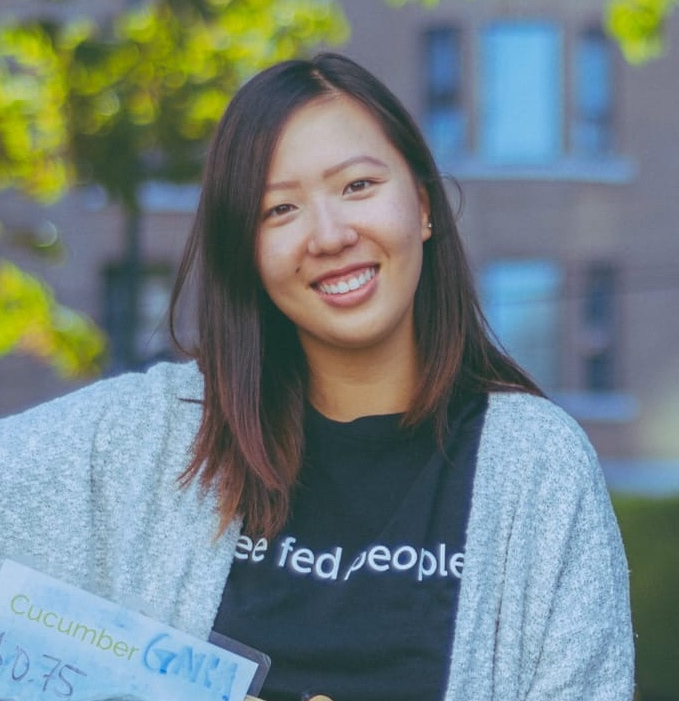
[318,268,376,295]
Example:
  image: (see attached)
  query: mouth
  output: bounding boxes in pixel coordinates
[313,266,378,296]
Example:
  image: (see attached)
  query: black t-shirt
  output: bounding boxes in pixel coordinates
[213,393,487,701]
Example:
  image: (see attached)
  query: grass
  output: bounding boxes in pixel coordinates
[612,495,679,701]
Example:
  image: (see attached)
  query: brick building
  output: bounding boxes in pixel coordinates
[2,0,679,476]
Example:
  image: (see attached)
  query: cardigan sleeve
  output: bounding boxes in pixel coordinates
[520,434,635,700]
[498,399,635,701]
[0,362,240,637]
[447,393,635,701]
[0,374,121,585]
[0,364,204,586]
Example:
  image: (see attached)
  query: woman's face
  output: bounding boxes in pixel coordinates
[256,94,431,360]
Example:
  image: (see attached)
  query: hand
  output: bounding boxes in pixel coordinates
[245,694,332,701]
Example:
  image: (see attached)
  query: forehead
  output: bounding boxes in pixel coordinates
[268,94,401,174]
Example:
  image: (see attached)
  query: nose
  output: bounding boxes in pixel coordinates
[307,201,358,256]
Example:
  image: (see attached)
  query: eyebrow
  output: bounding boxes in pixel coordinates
[265,155,390,192]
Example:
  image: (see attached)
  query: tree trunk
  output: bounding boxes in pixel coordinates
[120,204,142,369]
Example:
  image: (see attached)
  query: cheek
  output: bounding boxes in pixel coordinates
[387,182,427,237]
[388,201,428,253]
[256,232,301,294]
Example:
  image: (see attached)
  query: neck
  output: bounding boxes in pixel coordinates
[304,340,421,422]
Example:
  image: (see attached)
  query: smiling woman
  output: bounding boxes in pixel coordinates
[256,95,430,402]
[0,53,633,701]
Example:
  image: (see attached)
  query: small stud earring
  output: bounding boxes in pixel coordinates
[427,220,432,229]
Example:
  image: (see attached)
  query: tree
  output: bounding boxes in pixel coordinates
[0,0,348,372]
[0,20,106,379]
[0,259,105,378]
[605,0,679,63]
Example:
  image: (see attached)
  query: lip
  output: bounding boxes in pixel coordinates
[310,264,379,308]
[310,263,378,288]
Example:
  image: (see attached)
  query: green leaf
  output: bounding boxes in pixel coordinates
[0,259,107,379]
[605,0,677,62]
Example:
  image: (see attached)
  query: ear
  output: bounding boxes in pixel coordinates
[418,185,432,242]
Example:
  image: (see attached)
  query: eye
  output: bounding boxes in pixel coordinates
[343,179,374,195]
[264,203,296,220]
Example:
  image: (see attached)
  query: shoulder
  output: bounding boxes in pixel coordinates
[72,359,203,410]
[0,361,205,533]
[483,391,597,468]
[2,360,202,423]
[486,391,590,443]
[0,361,205,466]
[89,360,204,423]
[475,391,605,512]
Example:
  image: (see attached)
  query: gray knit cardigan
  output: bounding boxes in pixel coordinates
[0,361,634,700]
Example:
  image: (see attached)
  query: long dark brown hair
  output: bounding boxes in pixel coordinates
[170,52,542,539]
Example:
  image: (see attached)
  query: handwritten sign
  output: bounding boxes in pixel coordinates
[0,559,268,701]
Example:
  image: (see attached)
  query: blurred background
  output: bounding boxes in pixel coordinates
[1,0,678,698]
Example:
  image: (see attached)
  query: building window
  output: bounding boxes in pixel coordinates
[422,21,622,177]
[481,259,563,390]
[581,263,617,390]
[572,28,615,157]
[479,22,563,165]
[423,26,465,166]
